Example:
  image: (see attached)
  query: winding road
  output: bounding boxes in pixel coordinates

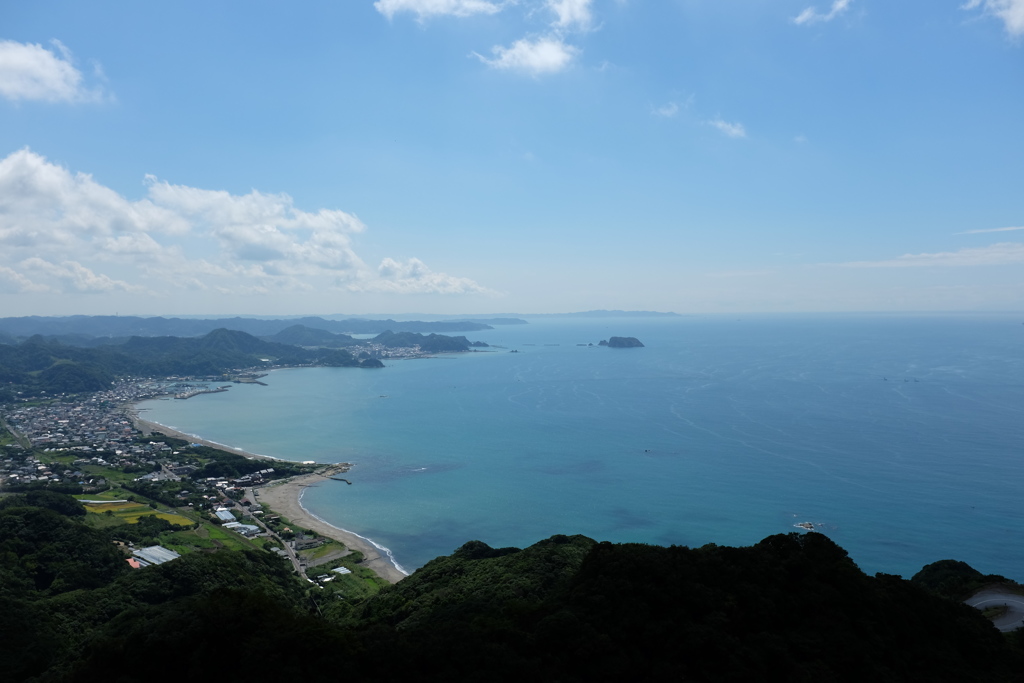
[965,589,1024,632]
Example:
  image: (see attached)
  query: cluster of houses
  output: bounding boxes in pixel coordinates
[1,377,262,455]
[0,379,186,474]
[5,401,136,450]
[0,453,78,487]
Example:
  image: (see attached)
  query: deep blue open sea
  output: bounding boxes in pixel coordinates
[139,314,1024,578]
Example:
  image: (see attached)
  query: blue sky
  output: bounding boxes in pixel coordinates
[0,0,1021,316]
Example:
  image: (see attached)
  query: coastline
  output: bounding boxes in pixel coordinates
[129,409,284,462]
[127,405,408,584]
[257,473,409,584]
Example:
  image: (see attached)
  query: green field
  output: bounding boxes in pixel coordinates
[318,564,386,601]
[300,539,347,560]
[37,451,78,465]
[74,487,135,501]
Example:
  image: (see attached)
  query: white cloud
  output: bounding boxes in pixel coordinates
[0,148,489,298]
[957,225,1024,234]
[963,0,1024,36]
[477,36,579,74]
[0,39,106,103]
[0,148,190,250]
[652,102,680,118]
[20,258,140,292]
[0,265,51,293]
[144,177,368,273]
[374,0,503,20]
[378,0,595,73]
[548,0,594,29]
[793,0,852,25]
[359,257,494,294]
[708,118,747,138]
[839,242,1024,268]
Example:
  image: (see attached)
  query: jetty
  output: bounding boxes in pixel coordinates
[174,386,231,399]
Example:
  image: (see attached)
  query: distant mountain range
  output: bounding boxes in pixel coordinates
[372,310,680,320]
[0,315,503,340]
[0,326,487,398]
[0,311,680,342]
[519,310,680,318]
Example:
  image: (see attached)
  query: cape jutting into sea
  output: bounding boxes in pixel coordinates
[139,314,1024,578]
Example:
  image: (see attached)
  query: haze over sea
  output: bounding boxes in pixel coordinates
[141,315,1024,578]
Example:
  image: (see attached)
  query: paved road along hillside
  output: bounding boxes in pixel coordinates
[965,589,1024,632]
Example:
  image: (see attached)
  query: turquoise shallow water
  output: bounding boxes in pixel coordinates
[140,314,1024,578]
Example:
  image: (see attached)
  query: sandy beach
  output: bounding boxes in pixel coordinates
[256,473,408,583]
[129,408,407,584]
[130,411,282,462]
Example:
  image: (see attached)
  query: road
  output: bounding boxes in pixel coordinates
[241,486,309,580]
[965,589,1024,632]
[0,416,30,449]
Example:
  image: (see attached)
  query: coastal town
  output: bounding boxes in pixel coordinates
[0,373,401,593]
[0,327,448,487]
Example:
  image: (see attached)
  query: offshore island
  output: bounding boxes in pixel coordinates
[599,336,645,347]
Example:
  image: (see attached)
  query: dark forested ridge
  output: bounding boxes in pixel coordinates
[2,491,1021,683]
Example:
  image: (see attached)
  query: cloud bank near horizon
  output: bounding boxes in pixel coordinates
[838,242,1024,268]
[0,149,492,299]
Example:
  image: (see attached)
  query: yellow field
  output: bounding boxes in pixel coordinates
[157,512,193,525]
[84,501,193,527]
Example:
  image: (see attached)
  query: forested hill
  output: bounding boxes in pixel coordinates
[0,329,366,398]
[0,315,498,339]
[4,491,1021,682]
[373,330,486,353]
[335,533,1023,682]
[263,324,361,347]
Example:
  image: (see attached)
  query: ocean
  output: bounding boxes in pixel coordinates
[139,314,1024,578]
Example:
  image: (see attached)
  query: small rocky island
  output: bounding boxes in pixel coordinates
[599,336,645,348]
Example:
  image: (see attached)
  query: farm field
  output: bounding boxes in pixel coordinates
[83,500,193,527]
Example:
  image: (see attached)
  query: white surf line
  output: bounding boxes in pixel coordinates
[297,486,410,576]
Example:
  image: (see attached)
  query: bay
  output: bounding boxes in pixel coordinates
[139,314,1024,578]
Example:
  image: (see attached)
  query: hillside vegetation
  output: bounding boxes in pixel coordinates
[1,492,1021,682]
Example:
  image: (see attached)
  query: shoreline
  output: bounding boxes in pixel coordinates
[127,404,409,583]
[128,408,285,462]
[257,472,409,583]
